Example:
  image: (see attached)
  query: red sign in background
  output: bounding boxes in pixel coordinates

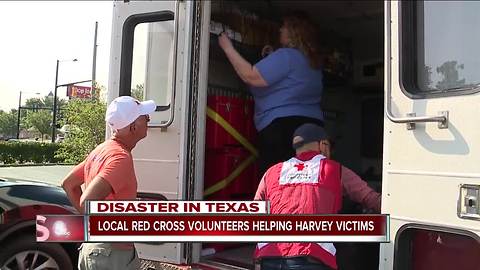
[67,85,92,99]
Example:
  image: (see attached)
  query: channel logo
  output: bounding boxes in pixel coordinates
[36,215,85,242]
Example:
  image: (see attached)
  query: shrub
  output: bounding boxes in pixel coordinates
[0,141,63,164]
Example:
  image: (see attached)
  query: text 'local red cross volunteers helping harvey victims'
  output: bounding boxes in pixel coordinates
[91,201,264,213]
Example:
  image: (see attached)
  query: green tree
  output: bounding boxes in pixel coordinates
[435,61,466,90]
[91,82,106,101]
[0,109,18,138]
[22,95,67,137]
[24,96,66,111]
[25,110,52,141]
[55,98,106,163]
[421,65,434,91]
[131,84,144,101]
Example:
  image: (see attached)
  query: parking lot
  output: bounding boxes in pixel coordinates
[0,165,74,186]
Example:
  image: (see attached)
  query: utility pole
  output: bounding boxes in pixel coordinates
[16,91,22,139]
[92,21,98,97]
[51,59,77,143]
[52,59,60,143]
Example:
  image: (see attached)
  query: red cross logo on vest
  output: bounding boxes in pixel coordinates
[294,163,306,171]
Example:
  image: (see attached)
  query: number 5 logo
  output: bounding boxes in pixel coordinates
[36,215,50,241]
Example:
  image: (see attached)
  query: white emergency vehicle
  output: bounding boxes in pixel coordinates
[106,1,480,269]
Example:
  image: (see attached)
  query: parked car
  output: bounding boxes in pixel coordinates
[0,178,78,270]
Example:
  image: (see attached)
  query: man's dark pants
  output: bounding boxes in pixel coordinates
[260,256,334,270]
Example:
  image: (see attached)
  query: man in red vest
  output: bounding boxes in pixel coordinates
[254,123,381,270]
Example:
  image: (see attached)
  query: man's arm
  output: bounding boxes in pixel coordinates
[341,165,381,213]
[79,176,113,212]
[254,175,267,200]
[61,162,85,213]
[79,152,133,209]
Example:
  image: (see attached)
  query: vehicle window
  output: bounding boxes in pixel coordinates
[120,11,175,126]
[131,20,174,108]
[402,1,480,96]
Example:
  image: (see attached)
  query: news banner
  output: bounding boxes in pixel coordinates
[36,201,389,243]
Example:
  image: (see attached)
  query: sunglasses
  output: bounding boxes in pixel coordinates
[141,115,150,122]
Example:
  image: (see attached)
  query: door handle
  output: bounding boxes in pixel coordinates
[156,1,180,128]
[458,184,480,221]
[400,112,449,130]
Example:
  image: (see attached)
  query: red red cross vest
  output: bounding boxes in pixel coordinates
[254,152,342,269]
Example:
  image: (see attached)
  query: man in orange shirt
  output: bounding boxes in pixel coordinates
[61,96,156,270]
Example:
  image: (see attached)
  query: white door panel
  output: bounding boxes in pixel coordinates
[382,1,480,269]
[108,0,193,264]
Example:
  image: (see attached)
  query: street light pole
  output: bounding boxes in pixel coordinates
[92,21,98,92]
[51,58,77,143]
[51,59,60,143]
[16,91,22,139]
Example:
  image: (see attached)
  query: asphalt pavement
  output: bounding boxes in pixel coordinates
[0,165,75,186]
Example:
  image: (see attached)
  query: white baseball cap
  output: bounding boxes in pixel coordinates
[105,96,156,130]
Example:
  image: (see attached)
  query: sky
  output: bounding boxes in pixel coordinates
[0,1,113,111]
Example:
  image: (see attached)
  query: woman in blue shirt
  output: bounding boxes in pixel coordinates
[219,13,324,176]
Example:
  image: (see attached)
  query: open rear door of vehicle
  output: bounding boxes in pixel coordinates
[107,0,198,266]
[382,1,480,269]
